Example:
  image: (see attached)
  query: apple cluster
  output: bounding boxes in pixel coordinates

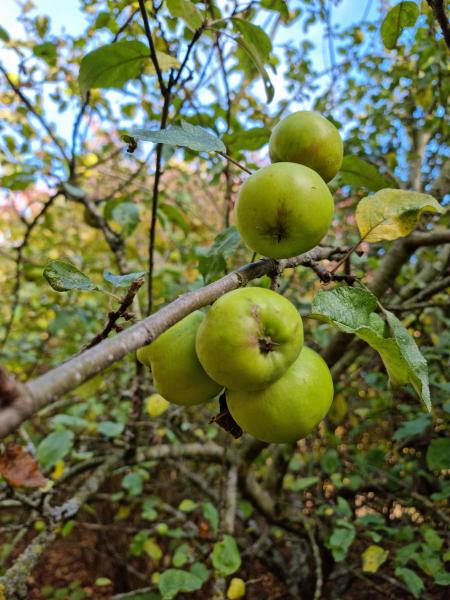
[236,110,342,259]
[138,112,341,444]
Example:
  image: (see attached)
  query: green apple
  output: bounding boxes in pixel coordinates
[137,311,222,406]
[235,162,334,259]
[196,287,303,391]
[269,111,343,182]
[227,346,334,443]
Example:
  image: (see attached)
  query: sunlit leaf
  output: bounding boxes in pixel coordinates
[381,2,419,50]
[356,189,443,242]
[167,0,203,31]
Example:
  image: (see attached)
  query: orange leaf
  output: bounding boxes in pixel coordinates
[0,442,47,488]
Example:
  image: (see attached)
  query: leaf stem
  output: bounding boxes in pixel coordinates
[217,151,252,175]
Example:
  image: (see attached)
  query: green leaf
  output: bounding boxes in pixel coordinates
[158,569,203,600]
[202,501,219,534]
[260,0,290,21]
[190,562,210,584]
[340,156,396,191]
[130,530,150,556]
[356,189,443,243]
[395,567,424,598]
[158,203,189,236]
[435,572,450,586]
[320,449,340,475]
[231,18,272,63]
[178,499,197,512]
[44,260,96,292]
[79,41,149,93]
[198,226,242,283]
[112,202,140,237]
[426,438,450,470]
[173,543,191,567]
[98,421,124,438]
[431,481,450,501]
[233,34,275,103]
[166,0,203,31]
[211,535,241,576]
[103,270,145,288]
[51,414,90,429]
[131,120,226,153]
[37,430,74,469]
[62,182,86,199]
[142,498,159,521]
[393,414,431,441]
[33,42,57,66]
[223,127,271,153]
[420,525,443,551]
[0,25,10,42]
[95,578,112,587]
[326,525,356,562]
[122,472,144,496]
[381,2,419,50]
[362,545,389,573]
[310,287,431,410]
[291,476,320,492]
[143,538,163,561]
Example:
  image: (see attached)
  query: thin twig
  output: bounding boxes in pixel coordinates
[85,277,144,349]
[0,64,70,164]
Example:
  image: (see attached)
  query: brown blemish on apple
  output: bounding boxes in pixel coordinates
[263,203,290,243]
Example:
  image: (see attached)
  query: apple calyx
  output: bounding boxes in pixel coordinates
[258,336,276,354]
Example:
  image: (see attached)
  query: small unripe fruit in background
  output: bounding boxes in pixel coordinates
[269,110,343,182]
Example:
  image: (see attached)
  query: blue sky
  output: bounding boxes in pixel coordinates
[1,0,380,140]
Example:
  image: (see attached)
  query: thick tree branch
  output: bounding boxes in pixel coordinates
[0,246,345,438]
[426,0,450,50]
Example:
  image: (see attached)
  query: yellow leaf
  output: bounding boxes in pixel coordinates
[328,393,348,425]
[144,538,163,561]
[51,460,65,480]
[145,393,170,418]
[356,189,443,243]
[227,578,246,599]
[0,583,6,600]
[114,505,131,521]
[151,572,160,584]
[362,545,389,573]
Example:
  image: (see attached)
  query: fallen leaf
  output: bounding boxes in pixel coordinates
[0,442,48,488]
